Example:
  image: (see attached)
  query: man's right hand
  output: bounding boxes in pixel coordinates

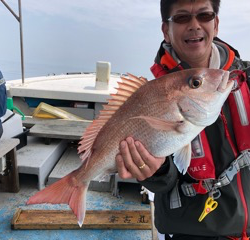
[115,137,165,181]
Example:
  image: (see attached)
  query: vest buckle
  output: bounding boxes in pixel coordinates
[226,163,238,182]
[209,188,221,199]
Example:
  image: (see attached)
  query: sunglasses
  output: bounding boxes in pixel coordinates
[167,11,216,24]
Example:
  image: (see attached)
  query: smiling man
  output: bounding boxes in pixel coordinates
[116,0,250,239]
[161,0,218,68]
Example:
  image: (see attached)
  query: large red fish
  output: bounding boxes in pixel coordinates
[27,68,233,227]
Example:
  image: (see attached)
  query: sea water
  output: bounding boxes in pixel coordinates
[0,59,94,81]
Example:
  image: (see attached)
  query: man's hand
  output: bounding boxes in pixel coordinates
[116,137,165,181]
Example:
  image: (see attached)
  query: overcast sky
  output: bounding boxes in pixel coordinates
[0,0,250,80]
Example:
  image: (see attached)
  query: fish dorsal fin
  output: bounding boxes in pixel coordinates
[78,73,148,162]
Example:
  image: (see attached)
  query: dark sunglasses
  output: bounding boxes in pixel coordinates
[167,11,216,24]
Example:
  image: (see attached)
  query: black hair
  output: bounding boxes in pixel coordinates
[161,0,221,22]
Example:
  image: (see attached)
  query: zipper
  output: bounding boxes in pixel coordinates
[220,111,238,156]
[220,111,249,238]
[237,173,249,240]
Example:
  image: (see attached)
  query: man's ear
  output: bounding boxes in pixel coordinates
[162,22,171,43]
[214,16,219,37]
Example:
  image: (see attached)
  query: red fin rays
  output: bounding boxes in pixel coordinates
[27,172,89,227]
[69,182,89,227]
[78,73,148,162]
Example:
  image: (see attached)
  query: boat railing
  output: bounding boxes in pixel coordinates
[0,0,25,85]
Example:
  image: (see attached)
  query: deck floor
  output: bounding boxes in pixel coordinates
[0,174,151,240]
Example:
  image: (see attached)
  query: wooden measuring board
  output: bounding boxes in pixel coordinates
[12,209,151,230]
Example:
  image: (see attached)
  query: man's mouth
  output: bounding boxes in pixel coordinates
[185,37,204,43]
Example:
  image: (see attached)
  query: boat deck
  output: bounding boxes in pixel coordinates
[2,72,154,239]
[0,174,151,240]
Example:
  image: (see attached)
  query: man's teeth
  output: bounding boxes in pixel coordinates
[185,38,203,43]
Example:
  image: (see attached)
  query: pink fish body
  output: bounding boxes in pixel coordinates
[27,68,233,226]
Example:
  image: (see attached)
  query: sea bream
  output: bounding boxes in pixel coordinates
[27,68,233,226]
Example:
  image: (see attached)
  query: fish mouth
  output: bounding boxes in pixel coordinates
[217,71,234,93]
[229,69,246,91]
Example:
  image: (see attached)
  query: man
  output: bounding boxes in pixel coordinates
[0,70,7,138]
[116,0,250,239]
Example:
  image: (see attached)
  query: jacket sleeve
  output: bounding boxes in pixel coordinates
[138,156,178,193]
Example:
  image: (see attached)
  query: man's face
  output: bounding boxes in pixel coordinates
[162,0,219,67]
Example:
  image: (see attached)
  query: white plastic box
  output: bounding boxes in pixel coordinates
[95,61,111,90]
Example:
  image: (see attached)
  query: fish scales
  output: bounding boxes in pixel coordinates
[83,79,176,176]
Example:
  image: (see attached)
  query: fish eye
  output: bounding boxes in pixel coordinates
[188,76,203,89]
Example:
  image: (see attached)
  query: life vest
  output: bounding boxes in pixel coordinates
[152,42,250,240]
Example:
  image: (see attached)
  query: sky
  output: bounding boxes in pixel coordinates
[0,0,250,80]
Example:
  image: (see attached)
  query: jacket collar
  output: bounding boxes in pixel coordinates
[155,39,236,72]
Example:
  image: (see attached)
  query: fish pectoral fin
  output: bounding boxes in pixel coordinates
[173,144,192,174]
[131,116,181,131]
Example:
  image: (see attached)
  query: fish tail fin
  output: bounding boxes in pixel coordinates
[27,171,89,227]
[69,182,89,227]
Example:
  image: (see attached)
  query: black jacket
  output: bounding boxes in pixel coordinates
[140,40,250,238]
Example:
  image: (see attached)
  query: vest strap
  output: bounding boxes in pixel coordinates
[181,151,250,198]
[169,180,182,209]
[218,150,250,185]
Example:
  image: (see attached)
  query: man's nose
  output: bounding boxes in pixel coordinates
[187,16,201,30]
